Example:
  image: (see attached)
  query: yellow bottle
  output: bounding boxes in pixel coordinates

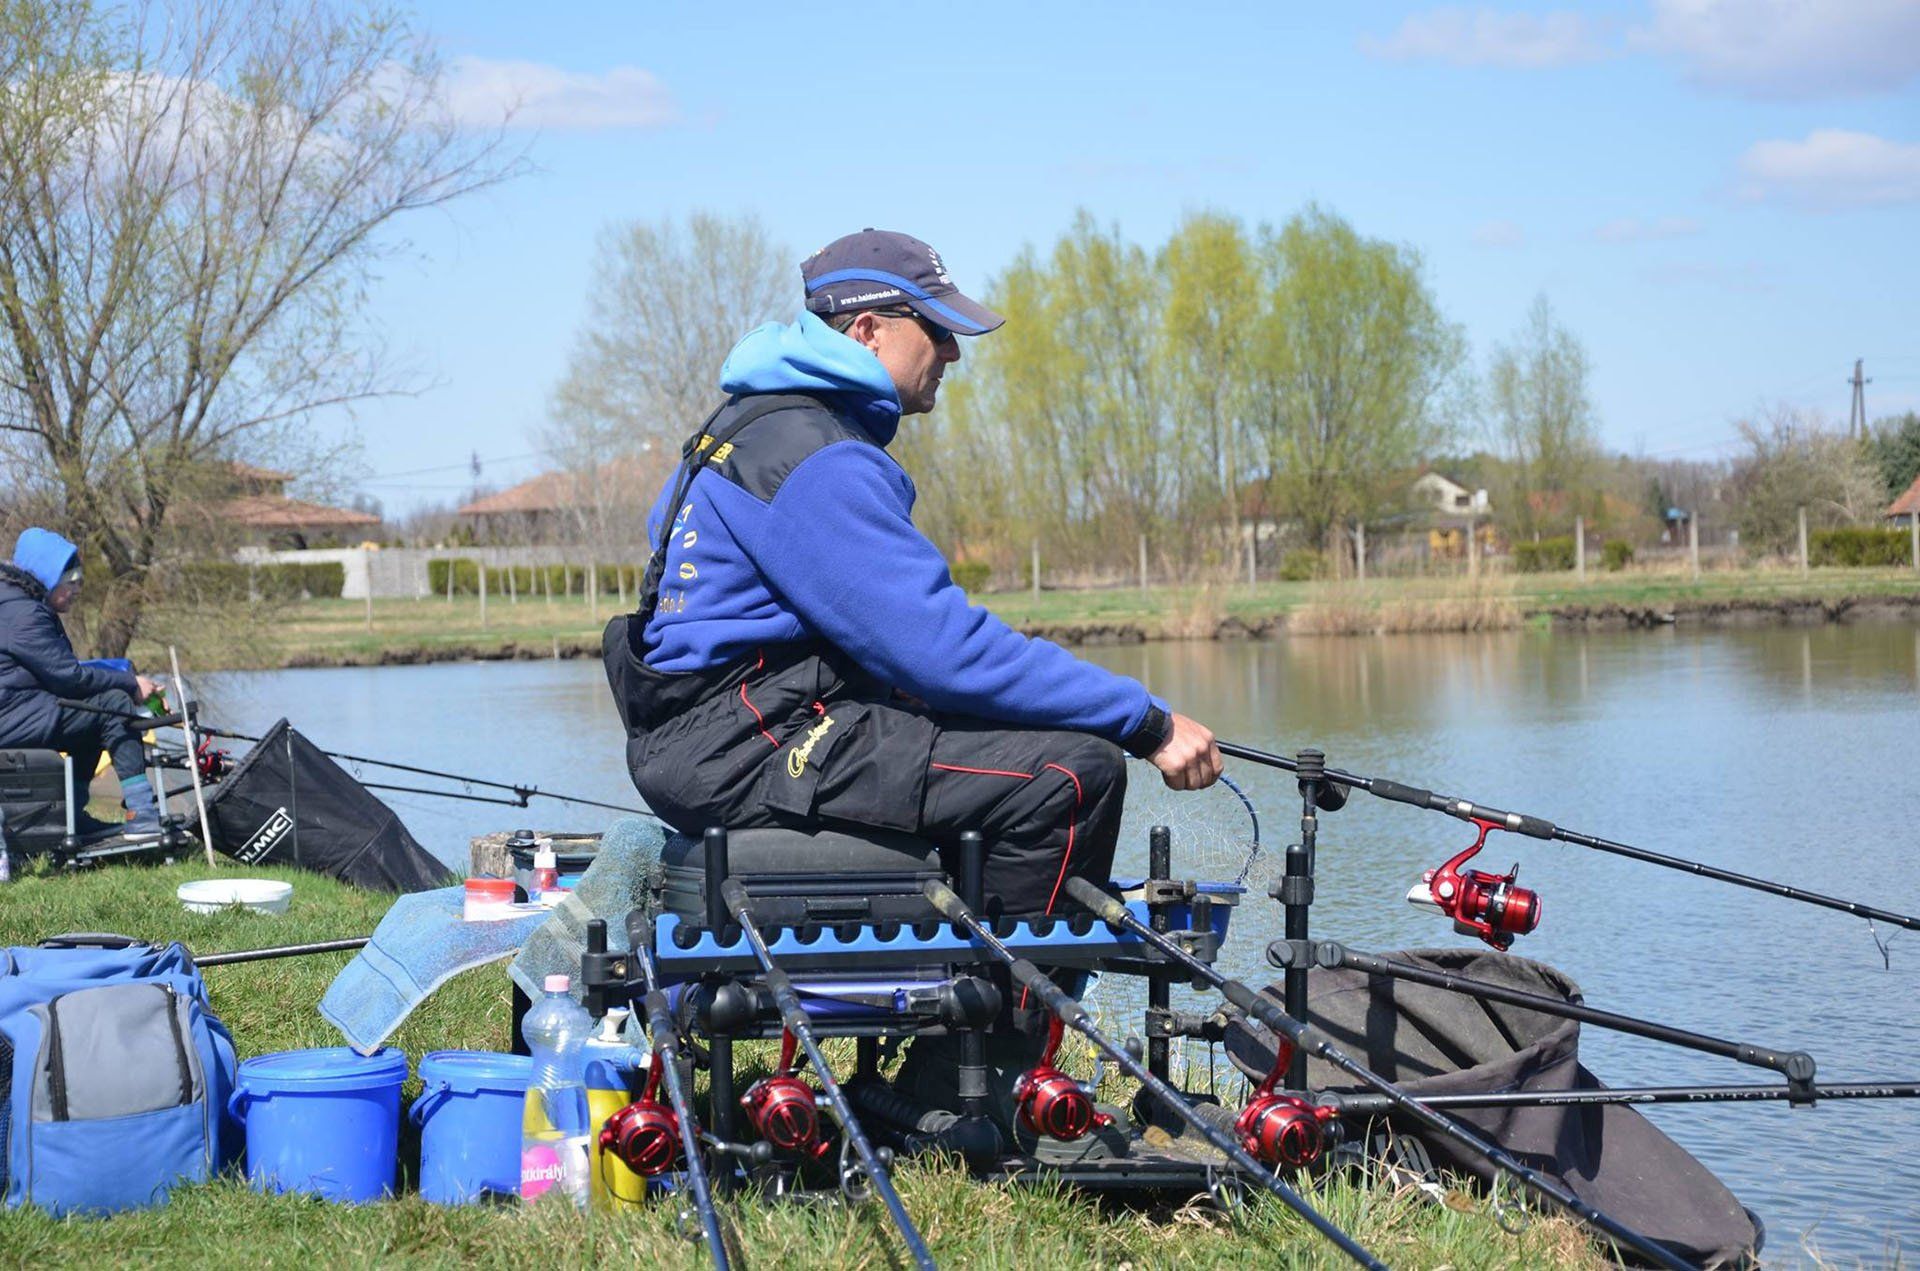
[583,1008,648,1207]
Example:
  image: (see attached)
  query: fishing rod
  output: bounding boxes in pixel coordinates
[924,843,1390,1271]
[1061,876,1696,1271]
[1216,740,1920,933]
[1311,943,1818,1094]
[616,915,731,1270]
[1319,1082,1920,1115]
[717,875,937,1271]
[194,937,370,967]
[200,725,653,818]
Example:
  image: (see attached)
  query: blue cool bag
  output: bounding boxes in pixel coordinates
[0,936,239,1214]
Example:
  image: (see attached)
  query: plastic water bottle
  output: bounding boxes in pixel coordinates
[520,974,593,1206]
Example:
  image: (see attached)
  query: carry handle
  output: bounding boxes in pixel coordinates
[40,932,145,950]
[407,1081,451,1127]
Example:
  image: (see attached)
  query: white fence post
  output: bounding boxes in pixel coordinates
[1138,534,1148,595]
[478,558,487,629]
[1575,515,1586,580]
[1031,539,1040,598]
[1689,515,1700,580]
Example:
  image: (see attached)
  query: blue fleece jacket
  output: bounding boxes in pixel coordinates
[641,312,1164,744]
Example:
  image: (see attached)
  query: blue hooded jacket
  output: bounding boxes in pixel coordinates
[640,313,1165,744]
[0,529,139,744]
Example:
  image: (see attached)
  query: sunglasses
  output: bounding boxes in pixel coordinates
[873,307,956,347]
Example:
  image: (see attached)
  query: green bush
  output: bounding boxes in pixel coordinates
[1601,539,1634,572]
[1512,536,1576,573]
[428,560,645,597]
[178,561,343,601]
[950,561,991,592]
[1810,526,1913,567]
[1278,549,1325,582]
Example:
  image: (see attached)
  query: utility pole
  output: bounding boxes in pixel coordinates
[1848,359,1871,439]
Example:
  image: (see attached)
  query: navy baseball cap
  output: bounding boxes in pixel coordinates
[801,229,1004,336]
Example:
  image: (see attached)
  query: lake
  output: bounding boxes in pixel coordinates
[200,624,1920,1264]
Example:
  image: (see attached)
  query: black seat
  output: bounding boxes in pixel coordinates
[659,826,946,926]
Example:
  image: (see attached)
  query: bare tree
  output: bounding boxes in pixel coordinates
[543,213,788,574]
[1729,406,1886,554]
[1488,294,1599,538]
[0,0,518,655]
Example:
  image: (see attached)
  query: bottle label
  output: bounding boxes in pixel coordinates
[521,1135,590,1200]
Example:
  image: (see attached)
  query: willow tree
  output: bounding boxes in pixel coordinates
[0,0,517,654]
[1250,206,1465,558]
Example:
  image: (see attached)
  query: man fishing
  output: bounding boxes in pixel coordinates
[608,227,1222,917]
[0,528,165,844]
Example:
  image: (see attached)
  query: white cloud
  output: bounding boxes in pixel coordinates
[441,57,677,131]
[1630,0,1920,99]
[1593,216,1703,242]
[1737,129,1920,208]
[1471,219,1526,247]
[1360,7,1609,68]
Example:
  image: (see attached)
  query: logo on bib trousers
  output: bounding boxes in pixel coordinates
[787,714,836,778]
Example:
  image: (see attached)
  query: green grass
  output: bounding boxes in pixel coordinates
[0,859,1606,1267]
[137,564,1920,671]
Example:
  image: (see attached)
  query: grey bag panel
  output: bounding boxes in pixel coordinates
[30,984,198,1122]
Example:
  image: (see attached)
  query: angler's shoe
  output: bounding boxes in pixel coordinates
[113,813,167,846]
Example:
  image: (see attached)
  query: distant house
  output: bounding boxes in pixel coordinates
[458,454,673,543]
[209,462,379,549]
[1887,475,1920,529]
[1412,471,1494,561]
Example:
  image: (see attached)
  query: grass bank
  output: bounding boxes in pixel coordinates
[0,859,1604,1267]
[150,565,1920,671]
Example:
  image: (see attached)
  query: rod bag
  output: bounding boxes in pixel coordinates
[1224,948,1762,1268]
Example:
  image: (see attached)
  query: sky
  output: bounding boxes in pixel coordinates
[338,1,1920,515]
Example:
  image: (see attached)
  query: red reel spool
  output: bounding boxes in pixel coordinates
[741,1031,827,1158]
[1013,1017,1113,1142]
[599,1052,682,1177]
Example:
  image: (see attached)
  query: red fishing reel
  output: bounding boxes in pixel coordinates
[741,1031,828,1158]
[1013,1016,1113,1142]
[1408,817,1542,950]
[1234,1038,1335,1170]
[194,738,232,782]
[600,1052,683,1177]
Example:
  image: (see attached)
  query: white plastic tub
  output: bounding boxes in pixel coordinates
[177,878,294,916]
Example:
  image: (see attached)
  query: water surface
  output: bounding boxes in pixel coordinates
[202,625,1920,1264]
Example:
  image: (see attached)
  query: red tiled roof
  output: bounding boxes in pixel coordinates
[459,456,671,517]
[1889,473,1920,518]
[221,460,294,482]
[214,495,380,529]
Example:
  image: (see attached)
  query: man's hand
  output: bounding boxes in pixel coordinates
[1149,712,1222,791]
[135,674,161,702]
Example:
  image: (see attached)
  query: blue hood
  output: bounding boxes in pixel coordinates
[12,528,78,592]
[719,311,903,445]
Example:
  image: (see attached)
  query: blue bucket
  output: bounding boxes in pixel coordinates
[232,1047,408,1203]
[410,1050,533,1205]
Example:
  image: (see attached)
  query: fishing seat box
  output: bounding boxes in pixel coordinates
[659,827,946,926]
[0,749,69,859]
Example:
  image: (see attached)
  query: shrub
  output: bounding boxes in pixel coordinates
[1601,539,1634,572]
[178,561,344,601]
[1810,527,1912,567]
[950,561,991,592]
[1512,536,1576,573]
[1278,549,1325,582]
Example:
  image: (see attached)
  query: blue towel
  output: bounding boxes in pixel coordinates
[319,887,546,1054]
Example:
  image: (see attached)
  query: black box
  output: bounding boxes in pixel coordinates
[659,826,946,926]
[0,749,69,858]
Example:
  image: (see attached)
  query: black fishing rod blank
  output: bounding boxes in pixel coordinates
[200,725,652,818]
[923,868,1389,1271]
[1062,876,1696,1271]
[628,916,731,1271]
[1312,943,1818,1096]
[717,876,937,1271]
[1216,740,1920,933]
[195,937,371,967]
[1320,1081,1920,1115]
